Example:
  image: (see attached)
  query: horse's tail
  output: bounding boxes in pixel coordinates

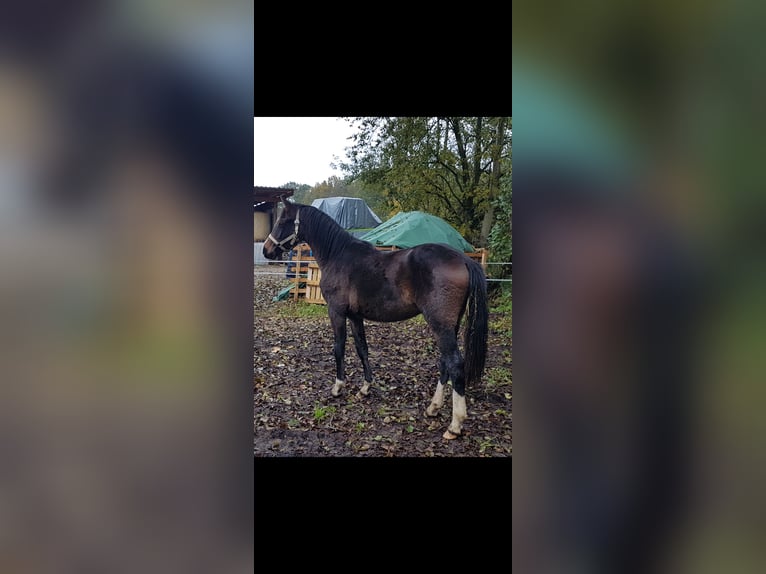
[464,259,489,387]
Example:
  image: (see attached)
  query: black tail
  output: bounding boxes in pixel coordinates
[464,260,489,386]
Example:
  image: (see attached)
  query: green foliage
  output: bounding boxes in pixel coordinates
[488,167,512,278]
[339,117,512,245]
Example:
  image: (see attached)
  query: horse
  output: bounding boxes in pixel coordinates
[262,199,489,439]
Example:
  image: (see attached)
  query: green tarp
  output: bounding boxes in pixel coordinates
[361,211,474,253]
[272,283,297,302]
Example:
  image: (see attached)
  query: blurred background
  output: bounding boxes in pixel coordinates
[0,1,253,572]
[513,1,766,572]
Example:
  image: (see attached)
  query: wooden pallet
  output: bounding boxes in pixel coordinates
[304,262,324,304]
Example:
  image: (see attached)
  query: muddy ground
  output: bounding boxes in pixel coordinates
[254,267,512,457]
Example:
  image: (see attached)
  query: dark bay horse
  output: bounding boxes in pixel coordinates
[263,200,488,439]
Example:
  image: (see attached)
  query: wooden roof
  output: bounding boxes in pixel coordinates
[254,186,294,204]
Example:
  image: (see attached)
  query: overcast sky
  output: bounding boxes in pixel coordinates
[253,117,357,187]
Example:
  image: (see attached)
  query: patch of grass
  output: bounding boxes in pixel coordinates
[489,288,512,339]
[490,287,512,314]
[313,404,336,421]
[278,301,329,319]
[485,366,512,390]
[478,436,497,454]
[355,422,366,432]
[490,314,512,340]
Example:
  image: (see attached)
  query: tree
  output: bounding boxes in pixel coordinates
[481,117,510,242]
[279,182,312,204]
[488,167,512,279]
[339,117,512,245]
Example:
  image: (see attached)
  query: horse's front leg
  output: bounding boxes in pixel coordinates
[349,315,373,396]
[329,308,347,396]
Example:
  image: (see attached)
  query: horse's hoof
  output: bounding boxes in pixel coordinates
[425,405,439,417]
[331,379,344,396]
[443,430,460,440]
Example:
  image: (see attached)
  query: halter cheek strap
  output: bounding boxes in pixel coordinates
[267,210,301,253]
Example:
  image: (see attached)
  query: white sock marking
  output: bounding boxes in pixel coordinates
[447,390,467,435]
[331,378,345,396]
[426,382,445,416]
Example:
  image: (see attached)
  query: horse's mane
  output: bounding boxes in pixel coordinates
[298,204,368,262]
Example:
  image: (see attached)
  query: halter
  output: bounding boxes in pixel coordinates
[267,210,301,253]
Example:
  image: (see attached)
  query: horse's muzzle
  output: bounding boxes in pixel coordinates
[262,240,280,260]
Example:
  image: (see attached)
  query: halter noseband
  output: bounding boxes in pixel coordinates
[267,210,301,253]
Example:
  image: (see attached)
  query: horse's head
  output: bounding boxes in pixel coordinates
[262,199,302,260]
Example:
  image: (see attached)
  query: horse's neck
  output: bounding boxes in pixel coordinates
[304,211,351,266]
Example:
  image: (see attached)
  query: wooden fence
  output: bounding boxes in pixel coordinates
[287,243,488,305]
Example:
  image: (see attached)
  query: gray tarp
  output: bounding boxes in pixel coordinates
[310,197,382,229]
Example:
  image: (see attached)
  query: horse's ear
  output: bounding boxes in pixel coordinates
[281,196,296,214]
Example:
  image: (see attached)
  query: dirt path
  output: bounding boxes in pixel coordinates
[254,268,512,457]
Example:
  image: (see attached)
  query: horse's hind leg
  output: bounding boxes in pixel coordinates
[426,357,448,416]
[349,316,373,396]
[426,327,467,438]
[445,368,467,440]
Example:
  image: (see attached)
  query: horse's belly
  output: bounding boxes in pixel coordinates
[351,289,419,322]
[361,303,420,323]
[346,274,420,322]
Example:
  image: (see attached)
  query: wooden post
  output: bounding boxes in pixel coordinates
[292,245,301,301]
